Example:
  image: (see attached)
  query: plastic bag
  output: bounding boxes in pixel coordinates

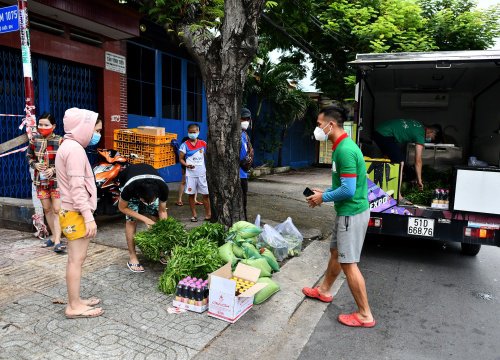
[275,217,303,257]
[255,214,261,228]
[260,224,288,261]
[254,277,280,304]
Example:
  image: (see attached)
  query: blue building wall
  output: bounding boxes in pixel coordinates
[245,99,316,169]
[126,41,208,183]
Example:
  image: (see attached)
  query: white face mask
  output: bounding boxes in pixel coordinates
[241,121,250,130]
[313,123,331,142]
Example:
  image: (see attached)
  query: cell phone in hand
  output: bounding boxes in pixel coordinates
[303,187,315,197]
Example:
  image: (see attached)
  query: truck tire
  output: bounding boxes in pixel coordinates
[461,243,481,256]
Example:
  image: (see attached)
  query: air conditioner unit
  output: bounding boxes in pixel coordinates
[400,92,449,108]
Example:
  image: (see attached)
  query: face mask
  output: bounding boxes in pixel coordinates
[241,121,250,130]
[38,128,54,137]
[89,132,101,146]
[188,132,199,140]
[425,137,432,143]
[313,124,331,142]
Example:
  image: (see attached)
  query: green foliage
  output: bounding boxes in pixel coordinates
[134,218,188,262]
[187,222,228,246]
[143,0,224,32]
[419,0,500,50]
[158,238,225,294]
[263,0,500,99]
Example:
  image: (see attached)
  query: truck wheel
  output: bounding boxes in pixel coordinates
[461,243,481,256]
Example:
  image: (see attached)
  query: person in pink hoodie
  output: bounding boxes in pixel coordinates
[55,108,103,319]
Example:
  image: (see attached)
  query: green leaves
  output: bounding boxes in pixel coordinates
[134,218,188,262]
[187,222,228,246]
[158,238,225,294]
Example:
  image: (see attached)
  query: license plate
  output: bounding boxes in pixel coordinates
[407,217,435,237]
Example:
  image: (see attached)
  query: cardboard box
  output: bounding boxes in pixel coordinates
[172,300,208,313]
[137,126,165,136]
[208,262,267,323]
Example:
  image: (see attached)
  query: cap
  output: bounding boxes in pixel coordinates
[241,108,251,118]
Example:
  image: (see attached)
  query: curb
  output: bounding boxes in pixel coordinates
[194,239,337,360]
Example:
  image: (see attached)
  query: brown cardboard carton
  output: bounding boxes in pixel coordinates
[137,126,165,136]
[208,262,267,323]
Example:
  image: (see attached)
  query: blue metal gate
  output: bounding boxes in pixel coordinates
[0,46,98,198]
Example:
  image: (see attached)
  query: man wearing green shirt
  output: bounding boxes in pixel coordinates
[303,106,375,328]
[374,119,441,203]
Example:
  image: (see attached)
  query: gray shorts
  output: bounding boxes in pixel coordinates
[331,208,370,263]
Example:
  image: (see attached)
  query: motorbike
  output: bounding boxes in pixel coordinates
[92,148,131,215]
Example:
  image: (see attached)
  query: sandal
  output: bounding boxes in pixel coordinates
[302,287,333,303]
[65,307,104,319]
[175,201,183,206]
[54,243,66,253]
[195,201,204,206]
[127,262,145,273]
[190,217,198,222]
[338,313,376,328]
[41,239,55,248]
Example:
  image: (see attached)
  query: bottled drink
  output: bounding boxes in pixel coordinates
[195,286,204,307]
[175,281,184,302]
[182,282,190,303]
[189,284,196,305]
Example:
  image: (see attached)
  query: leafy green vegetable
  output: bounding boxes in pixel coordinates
[403,167,451,206]
[187,222,228,246]
[158,239,225,294]
[134,218,187,262]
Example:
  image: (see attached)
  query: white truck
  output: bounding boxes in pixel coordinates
[350,50,500,255]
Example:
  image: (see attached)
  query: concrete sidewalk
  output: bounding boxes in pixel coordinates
[0,168,337,359]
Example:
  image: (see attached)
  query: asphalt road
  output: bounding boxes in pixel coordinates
[299,236,500,360]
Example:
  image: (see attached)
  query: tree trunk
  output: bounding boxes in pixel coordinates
[181,0,266,226]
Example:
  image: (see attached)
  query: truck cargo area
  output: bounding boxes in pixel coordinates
[351,50,500,254]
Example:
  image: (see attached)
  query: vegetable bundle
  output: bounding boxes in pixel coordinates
[158,238,225,294]
[134,218,187,262]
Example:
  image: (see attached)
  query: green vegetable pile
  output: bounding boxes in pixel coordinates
[187,222,227,247]
[158,238,225,294]
[218,221,282,304]
[403,167,451,205]
[134,218,187,262]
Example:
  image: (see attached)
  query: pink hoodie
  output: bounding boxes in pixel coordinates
[55,108,98,223]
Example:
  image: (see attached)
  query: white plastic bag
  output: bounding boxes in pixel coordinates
[275,217,303,257]
[254,214,261,228]
[260,224,288,261]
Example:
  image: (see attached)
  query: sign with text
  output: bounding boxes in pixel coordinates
[0,5,19,34]
[105,51,126,74]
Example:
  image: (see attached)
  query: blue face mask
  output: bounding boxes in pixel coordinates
[188,132,199,140]
[89,132,101,146]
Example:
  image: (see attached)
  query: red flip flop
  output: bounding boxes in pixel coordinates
[302,287,333,303]
[338,313,376,328]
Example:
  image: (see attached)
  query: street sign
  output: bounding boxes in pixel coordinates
[0,5,19,34]
[105,51,127,74]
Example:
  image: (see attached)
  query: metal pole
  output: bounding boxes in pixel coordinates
[17,0,36,135]
[17,0,47,238]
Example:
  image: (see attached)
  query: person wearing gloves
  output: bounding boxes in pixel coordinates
[26,113,64,252]
[303,106,375,328]
[55,108,103,319]
[239,107,254,221]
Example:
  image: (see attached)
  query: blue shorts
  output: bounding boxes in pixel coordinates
[126,198,159,222]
